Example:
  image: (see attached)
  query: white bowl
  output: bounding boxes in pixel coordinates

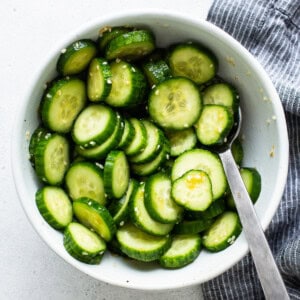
[12,10,289,290]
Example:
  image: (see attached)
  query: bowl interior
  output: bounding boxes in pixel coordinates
[12,11,288,290]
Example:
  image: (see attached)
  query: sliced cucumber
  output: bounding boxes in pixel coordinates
[227,167,261,209]
[202,82,239,113]
[148,77,202,130]
[202,211,242,252]
[65,161,106,205]
[87,58,112,102]
[64,222,106,264]
[195,104,234,146]
[41,78,87,133]
[130,142,169,176]
[105,30,155,61]
[29,127,48,166]
[72,104,117,147]
[168,43,218,84]
[117,118,135,149]
[185,197,226,220]
[129,120,164,164]
[116,222,171,262]
[171,148,227,200]
[173,218,213,234]
[36,186,72,230]
[75,112,124,160]
[172,170,213,211]
[34,133,70,185]
[105,60,147,107]
[57,39,97,75]
[108,179,139,225]
[144,172,183,224]
[124,118,147,156]
[159,234,201,268]
[103,150,130,199]
[98,26,131,51]
[165,127,197,157]
[129,183,174,236]
[142,59,171,86]
[232,138,244,165]
[73,197,116,242]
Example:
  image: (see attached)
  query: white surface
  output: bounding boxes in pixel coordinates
[1,1,212,299]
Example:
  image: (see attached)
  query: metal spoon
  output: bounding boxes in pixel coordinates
[215,107,289,300]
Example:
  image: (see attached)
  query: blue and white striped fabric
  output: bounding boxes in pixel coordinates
[202,0,300,299]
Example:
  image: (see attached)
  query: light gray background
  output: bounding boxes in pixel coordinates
[1,0,212,299]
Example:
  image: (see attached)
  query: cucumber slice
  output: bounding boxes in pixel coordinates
[130,142,169,176]
[195,104,234,146]
[108,179,139,225]
[103,150,130,199]
[171,148,227,200]
[72,104,117,147]
[117,118,135,149]
[168,43,218,84]
[165,127,197,157]
[129,183,174,236]
[129,120,164,164]
[29,127,48,166]
[232,138,244,165]
[87,58,112,102]
[65,161,106,205]
[57,39,97,75]
[105,61,147,107]
[171,170,213,211]
[98,26,131,51]
[159,234,201,268]
[144,172,183,224]
[73,198,116,242]
[185,197,226,220]
[64,222,106,264]
[202,211,242,252]
[173,218,213,234]
[41,78,87,133]
[35,186,72,229]
[105,30,155,61]
[75,113,124,160]
[148,77,202,130]
[116,222,171,262]
[142,59,172,86]
[34,133,70,185]
[124,118,147,156]
[202,82,239,113]
[227,167,261,209]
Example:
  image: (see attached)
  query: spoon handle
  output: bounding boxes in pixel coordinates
[219,149,289,300]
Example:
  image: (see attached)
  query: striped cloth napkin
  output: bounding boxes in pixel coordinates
[202,0,300,299]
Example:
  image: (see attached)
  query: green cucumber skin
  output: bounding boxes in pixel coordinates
[117,118,135,149]
[103,150,130,199]
[64,222,106,264]
[159,234,202,268]
[172,219,214,235]
[144,172,183,224]
[40,78,87,134]
[29,127,49,166]
[98,26,132,51]
[57,39,97,76]
[34,133,70,186]
[75,113,124,160]
[105,30,155,61]
[116,222,172,262]
[142,59,172,86]
[202,211,242,252]
[87,58,112,102]
[73,197,117,242]
[35,187,73,230]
